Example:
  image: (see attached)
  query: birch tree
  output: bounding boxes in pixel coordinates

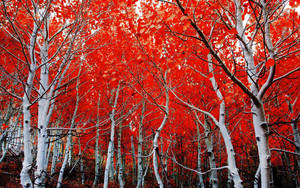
[93,96,101,187]
[103,83,120,188]
[154,0,300,187]
[137,99,146,188]
[56,63,82,188]
[152,73,169,188]
[1,1,93,187]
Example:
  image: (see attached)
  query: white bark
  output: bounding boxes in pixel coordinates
[56,131,72,188]
[78,139,85,185]
[93,96,101,187]
[204,118,218,188]
[109,143,115,180]
[50,129,62,176]
[56,64,82,188]
[20,64,35,188]
[117,122,124,188]
[68,138,73,167]
[196,123,205,188]
[137,100,145,188]
[251,104,271,188]
[20,19,39,188]
[233,0,272,186]
[35,20,50,187]
[254,164,260,188]
[103,84,120,188]
[208,55,243,188]
[153,86,169,188]
[292,120,300,168]
[129,121,137,185]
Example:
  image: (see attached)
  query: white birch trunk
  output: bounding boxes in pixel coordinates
[56,132,72,188]
[233,0,272,186]
[56,64,82,188]
[35,34,50,188]
[196,123,205,188]
[292,120,300,171]
[137,100,145,188]
[50,130,62,176]
[251,104,270,188]
[20,19,39,188]
[45,136,53,173]
[20,64,35,188]
[153,87,169,188]
[68,138,73,167]
[117,123,124,188]
[208,55,243,188]
[205,121,218,188]
[93,96,101,187]
[78,139,85,185]
[129,121,137,185]
[254,164,260,188]
[288,98,300,168]
[109,143,115,180]
[103,84,120,188]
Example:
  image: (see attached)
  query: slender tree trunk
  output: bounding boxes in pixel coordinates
[45,136,53,173]
[51,130,62,176]
[103,84,120,188]
[68,138,73,167]
[117,123,124,188]
[153,87,169,188]
[194,113,218,188]
[196,123,205,188]
[56,133,72,188]
[78,139,85,185]
[56,64,82,188]
[129,121,137,185]
[110,145,115,180]
[205,123,218,188]
[137,100,145,188]
[93,96,101,187]
[291,120,300,187]
[50,118,62,176]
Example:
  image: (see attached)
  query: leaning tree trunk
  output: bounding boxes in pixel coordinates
[233,0,273,186]
[208,55,243,188]
[153,87,169,188]
[103,84,120,188]
[56,64,82,188]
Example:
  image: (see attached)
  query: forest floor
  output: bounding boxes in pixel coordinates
[0,152,297,188]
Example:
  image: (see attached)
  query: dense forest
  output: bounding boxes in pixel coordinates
[0,0,299,187]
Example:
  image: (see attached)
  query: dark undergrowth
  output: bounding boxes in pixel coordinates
[0,153,298,188]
